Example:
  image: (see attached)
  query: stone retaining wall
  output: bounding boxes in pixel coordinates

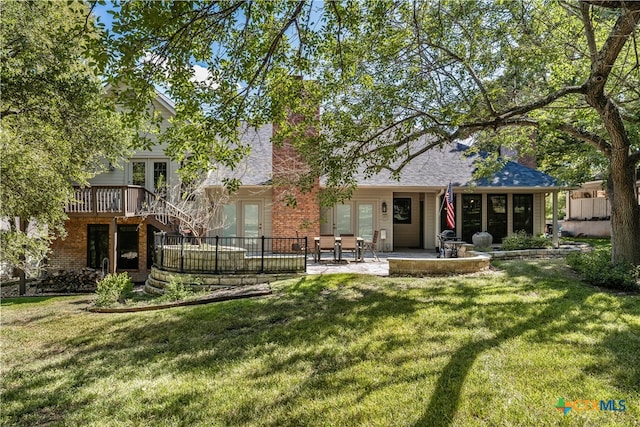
[489,246,587,260]
[389,252,491,276]
[145,267,298,295]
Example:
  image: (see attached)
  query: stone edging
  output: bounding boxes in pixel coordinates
[489,246,588,260]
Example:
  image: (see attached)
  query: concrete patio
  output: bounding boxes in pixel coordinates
[306,249,440,276]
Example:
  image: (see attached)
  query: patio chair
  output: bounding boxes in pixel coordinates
[338,234,362,262]
[314,235,338,262]
[363,230,379,261]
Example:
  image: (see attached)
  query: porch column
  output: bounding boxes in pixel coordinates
[552,190,559,248]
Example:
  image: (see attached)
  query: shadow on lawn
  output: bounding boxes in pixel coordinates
[3,265,639,426]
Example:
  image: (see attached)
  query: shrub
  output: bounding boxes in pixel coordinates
[566,249,639,291]
[501,231,552,250]
[95,273,134,307]
[158,276,195,302]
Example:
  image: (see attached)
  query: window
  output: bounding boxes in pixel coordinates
[461,194,482,243]
[87,225,109,269]
[117,225,138,270]
[487,194,507,243]
[132,162,145,186]
[393,198,411,224]
[153,162,167,193]
[513,194,534,235]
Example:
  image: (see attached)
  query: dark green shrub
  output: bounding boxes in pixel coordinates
[501,231,552,250]
[566,249,639,291]
[95,273,134,307]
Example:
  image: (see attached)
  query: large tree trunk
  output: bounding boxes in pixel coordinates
[608,153,640,265]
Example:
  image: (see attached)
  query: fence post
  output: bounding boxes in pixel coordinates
[215,235,219,274]
[304,237,308,272]
[159,232,166,268]
[180,235,185,273]
[260,236,265,274]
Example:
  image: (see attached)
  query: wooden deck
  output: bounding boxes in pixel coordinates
[65,186,196,232]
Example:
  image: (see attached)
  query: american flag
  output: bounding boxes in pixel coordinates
[445,183,455,229]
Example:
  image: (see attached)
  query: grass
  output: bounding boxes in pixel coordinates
[1,260,639,426]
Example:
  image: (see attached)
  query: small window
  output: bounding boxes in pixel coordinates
[393,198,411,224]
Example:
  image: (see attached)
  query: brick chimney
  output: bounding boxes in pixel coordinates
[270,80,321,245]
[500,144,537,169]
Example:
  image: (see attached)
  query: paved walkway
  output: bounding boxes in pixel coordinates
[306,249,439,276]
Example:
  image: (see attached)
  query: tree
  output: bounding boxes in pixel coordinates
[0,0,134,281]
[103,0,640,264]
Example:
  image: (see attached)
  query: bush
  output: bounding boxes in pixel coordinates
[501,231,552,251]
[566,249,639,291]
[158,276,195,302]
[95,273,134,307]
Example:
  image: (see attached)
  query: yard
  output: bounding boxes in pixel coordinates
[1,260,639,426]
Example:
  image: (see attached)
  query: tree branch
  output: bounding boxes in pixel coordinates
[591,3,640,87]
[497,85,586,120]
[580,2,599,62]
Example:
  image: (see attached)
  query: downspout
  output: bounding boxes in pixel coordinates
[435,188,445,250]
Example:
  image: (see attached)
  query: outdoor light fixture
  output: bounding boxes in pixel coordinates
[381,201,388,213]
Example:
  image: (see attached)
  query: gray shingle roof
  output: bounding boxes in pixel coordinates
[355,142,559,188]
[205,130,560,189]
[205,124,273,186]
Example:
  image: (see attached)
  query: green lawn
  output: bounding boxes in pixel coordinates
[1,260,638,426]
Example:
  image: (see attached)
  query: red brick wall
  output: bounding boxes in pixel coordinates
[49,216,150,281]
[271,116,320,244]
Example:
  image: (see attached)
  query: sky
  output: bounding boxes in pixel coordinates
[91,1,215,88]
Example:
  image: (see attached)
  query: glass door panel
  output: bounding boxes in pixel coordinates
[336,204,352,235]
[153,161,168,193]
[131,162,146,186]
[243,202,260,251]
[461,194,482,243]
[513,194,533,235]
[117,225,139,270]
[487,194,507,243]
[357,203,374,240]
[222,204,237,238]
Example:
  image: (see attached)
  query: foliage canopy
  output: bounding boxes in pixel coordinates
[0,0,134,270]
[103,0,640,262]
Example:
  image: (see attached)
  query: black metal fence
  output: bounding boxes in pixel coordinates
[153,233,308,274]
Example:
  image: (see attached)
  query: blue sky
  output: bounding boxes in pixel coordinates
[92,1,115,31]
